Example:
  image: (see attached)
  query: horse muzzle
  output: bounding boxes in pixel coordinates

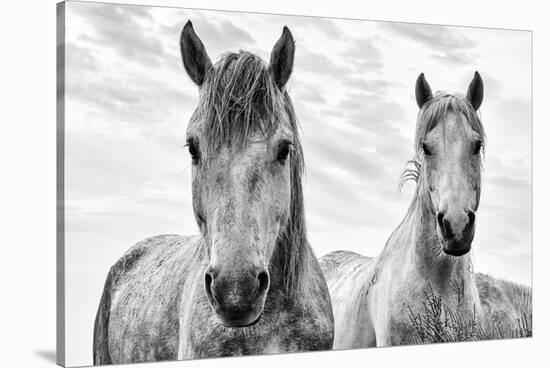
[437,209,476,257]
[204,265,270,327]
[442,239,472,256]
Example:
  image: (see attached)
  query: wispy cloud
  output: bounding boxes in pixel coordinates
[381,22,477,65]
[72,3,165,67]
[344,37,384,70]
[160,12,256,57]
[297,50,354,77]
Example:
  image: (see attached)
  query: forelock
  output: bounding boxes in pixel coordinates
[414,92,485,154]
[194,51,290,157]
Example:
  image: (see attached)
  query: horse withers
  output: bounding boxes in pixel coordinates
[93,22,334,365]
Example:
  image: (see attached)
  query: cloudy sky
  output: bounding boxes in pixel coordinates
[63,1,531,365]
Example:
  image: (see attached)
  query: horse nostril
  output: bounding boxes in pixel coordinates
[466,211,476,233]
[468,211,475,225]
[442,219,454,239]
[205,272,213,288]
[437,212,445,232]
[204,271,215,302]
[257,270,270,295]
[437,212,454,240]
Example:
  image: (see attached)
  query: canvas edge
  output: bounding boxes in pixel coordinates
[56,1,66,367]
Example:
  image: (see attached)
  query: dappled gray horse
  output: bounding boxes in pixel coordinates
[93,22,334,365]
[321,72,531,348]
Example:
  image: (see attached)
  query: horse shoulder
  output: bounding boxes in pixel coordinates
[93,235,163,365]
[94,234,201,364]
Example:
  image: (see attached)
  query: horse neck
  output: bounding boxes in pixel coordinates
[396,181,473,289]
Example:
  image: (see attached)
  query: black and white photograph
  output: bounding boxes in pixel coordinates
[55,1,533,367]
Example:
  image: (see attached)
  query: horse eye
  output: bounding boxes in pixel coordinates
[473,140,483,155]
[422,143,432,156]
[277,142,291,163]
[187,139,200,164]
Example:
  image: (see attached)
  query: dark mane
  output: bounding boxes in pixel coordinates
[271,94,310,301]
[193,51,309,301]
[400,92,485,190]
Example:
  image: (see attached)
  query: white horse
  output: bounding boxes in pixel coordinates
[321,72,531,347]
[93,22,334,364]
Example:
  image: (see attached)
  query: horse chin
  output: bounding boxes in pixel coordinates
[441,240,472,257]
[215,308,264,328]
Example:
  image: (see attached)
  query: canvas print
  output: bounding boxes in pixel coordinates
[56,1,532,367]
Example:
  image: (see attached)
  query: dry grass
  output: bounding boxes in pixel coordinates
[407,283,531,344]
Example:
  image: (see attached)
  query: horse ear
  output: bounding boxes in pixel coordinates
[180,21,212,86]
[466,71,484,111]
[415,73,433,109]
[270,26,295,90]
